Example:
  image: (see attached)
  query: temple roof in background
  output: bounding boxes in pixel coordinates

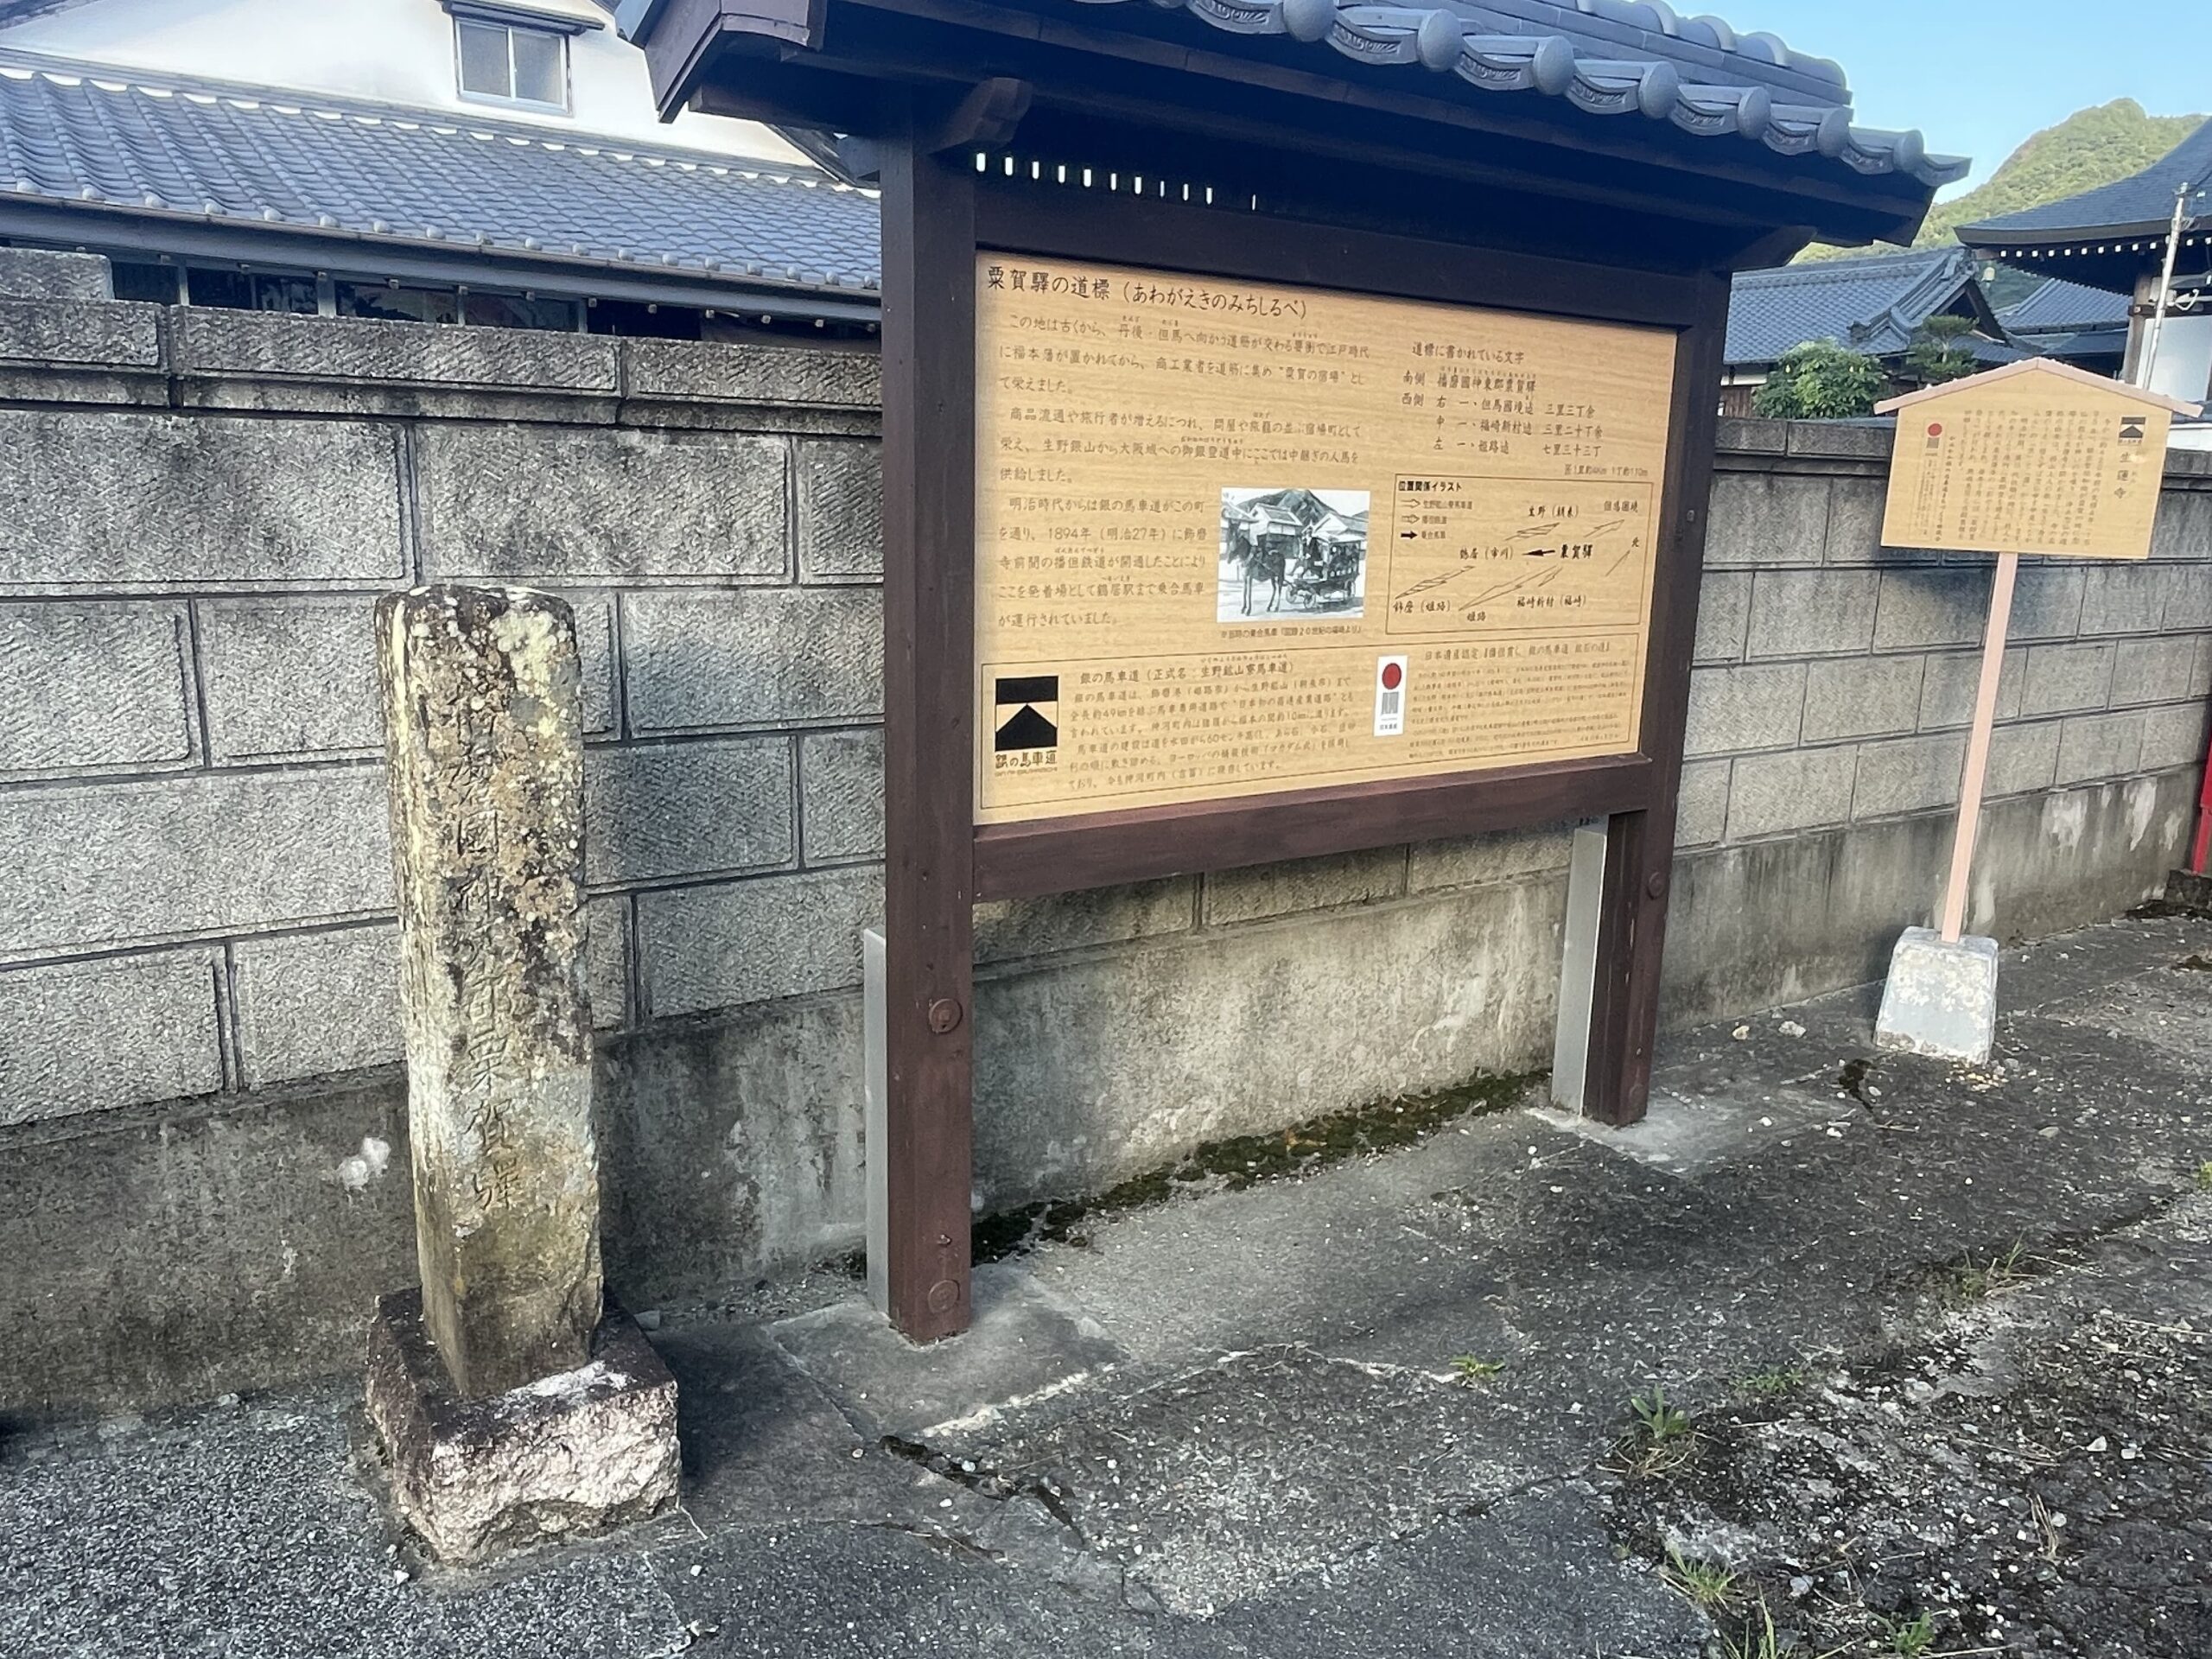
[1963,122,2212,245]
[1726,245,2002,367]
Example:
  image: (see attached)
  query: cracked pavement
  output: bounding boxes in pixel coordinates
[4,912,2211,1656]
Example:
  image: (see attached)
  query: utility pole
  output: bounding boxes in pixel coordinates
[2139,181,2197,393]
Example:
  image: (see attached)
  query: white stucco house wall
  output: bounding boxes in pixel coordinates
[0,0,803,161]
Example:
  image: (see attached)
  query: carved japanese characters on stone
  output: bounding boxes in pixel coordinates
[375,583,599,1397]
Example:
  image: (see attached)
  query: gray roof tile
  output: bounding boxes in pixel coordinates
[1963,123,2212,242]
[0,51,884,296]
[1059,0,1966,188]
[1726,245,1978,365]
[1999,276,2130,334]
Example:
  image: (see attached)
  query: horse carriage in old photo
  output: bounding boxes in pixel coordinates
[1220,488,1370,619]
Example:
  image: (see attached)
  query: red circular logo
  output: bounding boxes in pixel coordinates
[1928,422,1944,437]
[1381,662,1404,690]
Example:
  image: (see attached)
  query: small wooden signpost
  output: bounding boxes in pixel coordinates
[1874,359,2192,1060]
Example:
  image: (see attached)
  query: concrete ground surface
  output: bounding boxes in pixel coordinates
[5,913,2211,1658]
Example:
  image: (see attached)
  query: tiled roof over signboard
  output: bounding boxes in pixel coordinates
[1063,0,1967,188]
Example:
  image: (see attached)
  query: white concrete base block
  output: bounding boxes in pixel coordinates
[1874,926,1999,1065]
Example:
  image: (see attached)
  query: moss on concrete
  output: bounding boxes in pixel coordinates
[971,1070,1536,1262]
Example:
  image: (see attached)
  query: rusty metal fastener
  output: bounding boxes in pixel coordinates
[926,1278,962,1314]
[1645,871,1668,899]
[926,997,964,1034]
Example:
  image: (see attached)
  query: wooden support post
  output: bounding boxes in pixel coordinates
[1580,276,1730,1127]
[1938,553,2018,944]
[876,117,977,1342]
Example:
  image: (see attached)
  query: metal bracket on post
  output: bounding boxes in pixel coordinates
[862,927,889,1319]
[1550,820,1610,1116]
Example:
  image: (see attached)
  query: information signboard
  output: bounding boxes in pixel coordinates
[1879,359,2176,562]
[974,255,1679,824]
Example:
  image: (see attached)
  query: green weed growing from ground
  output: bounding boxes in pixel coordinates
[1948,1239,2029,1303]
[1714,1599,1851,1659]
[1659,1548,1739,1613]
[1631,1385,1691,1442]
[1447,1356,1504,1384]
[1736,1364,1807,1401]
[1617,1385,1697,1476]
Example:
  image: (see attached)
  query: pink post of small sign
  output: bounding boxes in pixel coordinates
[1937,552,2018,944]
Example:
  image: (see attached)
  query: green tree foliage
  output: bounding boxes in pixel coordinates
[1751,340,1888,419]
[1799,100,2205,264]
[1904,315,1980,386]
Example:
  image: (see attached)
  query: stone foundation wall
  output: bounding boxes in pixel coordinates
[2,253,2207,1410]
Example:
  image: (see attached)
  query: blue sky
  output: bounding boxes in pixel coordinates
[1735,1,2211,195]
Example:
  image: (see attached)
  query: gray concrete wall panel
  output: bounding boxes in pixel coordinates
[0,410,404,589]
[0,601,196,776]
[0,949,223,1126]
[416,426,787,582]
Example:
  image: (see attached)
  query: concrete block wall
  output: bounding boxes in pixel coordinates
[0,289,886,1131]
[1,263,2207,1411]
[1688,418,2212,855]
[1661,418,2210,1016]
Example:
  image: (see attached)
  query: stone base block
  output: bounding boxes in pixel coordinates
[1874,926,1999,1065]
[365,1287,679,1564]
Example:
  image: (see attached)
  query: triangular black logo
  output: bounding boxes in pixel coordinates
[995,702,1058,753]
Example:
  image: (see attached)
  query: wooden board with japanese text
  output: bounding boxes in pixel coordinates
[974,254,1678,825]
[1879,361,2175,561]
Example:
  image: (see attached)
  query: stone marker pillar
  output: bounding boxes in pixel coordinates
[365,585,677,1564]
[377,583,600,1395]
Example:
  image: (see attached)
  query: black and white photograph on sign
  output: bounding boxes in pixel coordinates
[1217,488,1369,623]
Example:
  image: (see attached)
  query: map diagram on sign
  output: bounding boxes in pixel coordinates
[972,254,1678,825]
[1386,479,1650,636]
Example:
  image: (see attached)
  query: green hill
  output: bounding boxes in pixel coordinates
[1801,99,2205,262]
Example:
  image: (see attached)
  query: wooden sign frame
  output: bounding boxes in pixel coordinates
[878,112,1730,1342]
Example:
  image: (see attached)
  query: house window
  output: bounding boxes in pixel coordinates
[463,290,581,332]
[184,267,318,315]
[336,281,461,326]
[455,17,567,111]
[110,261,181,304]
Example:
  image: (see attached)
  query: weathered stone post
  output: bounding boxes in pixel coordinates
[365,584,676,1563]
[378,583,599,1394]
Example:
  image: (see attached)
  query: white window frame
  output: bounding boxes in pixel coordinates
[454,16,570,115]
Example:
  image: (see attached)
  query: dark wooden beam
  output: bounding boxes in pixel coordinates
[876,107,978,1343]
[920,76,1033,153]
[973,182,1707,327]
[1580,272,1732,1128]
[976,757,1656,903]
[1726,225,1823,274]
[688,61,885,134]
